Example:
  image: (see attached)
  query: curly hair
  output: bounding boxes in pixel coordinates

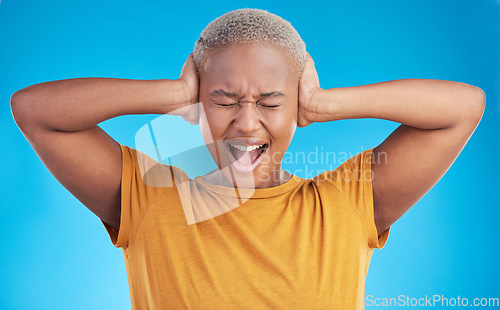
[193,8,306,78]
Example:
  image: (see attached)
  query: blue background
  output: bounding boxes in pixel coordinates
[1,0,499,309]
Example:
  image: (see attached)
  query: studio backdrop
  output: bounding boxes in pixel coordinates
[1,0,499,309]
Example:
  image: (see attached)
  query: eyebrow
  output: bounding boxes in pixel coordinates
[211,89,285,98]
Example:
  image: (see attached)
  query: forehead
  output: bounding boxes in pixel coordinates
[200,42,299,90]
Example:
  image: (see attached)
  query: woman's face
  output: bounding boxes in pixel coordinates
[198,42,300,188]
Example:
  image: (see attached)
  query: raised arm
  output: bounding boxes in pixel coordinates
[299,53,486,236]
[10,54,199,233]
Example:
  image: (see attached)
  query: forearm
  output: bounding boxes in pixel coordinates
[311,78,486,129]
[10,77,186,132]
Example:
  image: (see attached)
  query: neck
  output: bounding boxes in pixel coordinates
[202,168,292,189]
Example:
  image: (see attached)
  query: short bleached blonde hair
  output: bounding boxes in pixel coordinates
[193,8,306,78]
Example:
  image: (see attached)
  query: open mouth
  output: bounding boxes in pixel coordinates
[225,142,269,173]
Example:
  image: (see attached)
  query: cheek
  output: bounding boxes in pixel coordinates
[199,104,230,150]
[265,109,297,149]
[199,109,223,165]
[199,117,212,143]
[198,101,215,144]
[274,104,298,132]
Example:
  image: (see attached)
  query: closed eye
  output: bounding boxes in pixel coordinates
[211,99,238,107]
[211,99,284,108]
[257,99,284,108]
[259,104,281,108]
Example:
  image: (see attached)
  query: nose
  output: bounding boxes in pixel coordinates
[232,102,262,133]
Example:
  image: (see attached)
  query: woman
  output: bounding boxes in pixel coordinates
[10,8,485,310]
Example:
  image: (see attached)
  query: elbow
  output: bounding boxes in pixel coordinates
[461,86,486,128]
[10,88,36,130]
[472,86,486,124]
[10,90,25,125]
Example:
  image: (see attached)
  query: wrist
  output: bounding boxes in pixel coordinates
[157,79,190,114]
[312,88,344,122]
[176,77,195,106]
[305,87,329,123]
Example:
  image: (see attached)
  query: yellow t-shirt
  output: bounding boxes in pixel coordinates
[102,143,390,309]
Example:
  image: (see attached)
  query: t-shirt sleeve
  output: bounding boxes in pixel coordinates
[319,147,390,249]
[101,143,182,248]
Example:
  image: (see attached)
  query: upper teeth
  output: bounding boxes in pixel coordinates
[229,144,264,152]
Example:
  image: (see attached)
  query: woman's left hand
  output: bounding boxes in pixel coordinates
[298,52,322,127]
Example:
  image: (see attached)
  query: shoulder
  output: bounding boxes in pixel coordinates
[120,144,190,188]
[312,148,375,191]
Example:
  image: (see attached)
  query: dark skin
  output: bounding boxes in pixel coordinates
[195,42,299,189]
[178,41,486,237]
[11,40,485,237]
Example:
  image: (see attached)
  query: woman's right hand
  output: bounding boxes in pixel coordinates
[174,53,200,125]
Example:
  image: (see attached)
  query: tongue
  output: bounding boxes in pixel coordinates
[232,148,261,166]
